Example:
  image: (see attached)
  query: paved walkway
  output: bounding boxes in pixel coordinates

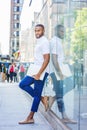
[0,82,53,130]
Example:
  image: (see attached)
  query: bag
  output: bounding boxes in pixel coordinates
[50,72,74,96]
[63,76,74,95]
[27,64,46,80]
[54,64,72,80]
[60,64,72,77]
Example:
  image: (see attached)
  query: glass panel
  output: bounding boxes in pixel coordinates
[40,0,87,129]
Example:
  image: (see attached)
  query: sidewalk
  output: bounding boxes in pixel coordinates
[0,82,53,130]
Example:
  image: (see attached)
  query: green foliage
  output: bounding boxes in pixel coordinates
[70,8,87,60]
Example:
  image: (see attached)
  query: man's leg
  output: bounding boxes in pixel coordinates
[19,79,44,124]
[50,73,65,115]
[19,76,35,97]
[56,80,65,114]
[41,96,49,111]
[56,80,77,124]
[19,73,48,124]
[31,79,44,112]
[31,73,48,112]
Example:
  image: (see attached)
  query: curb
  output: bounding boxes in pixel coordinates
[24,92,71,130]
[39,103,71,130]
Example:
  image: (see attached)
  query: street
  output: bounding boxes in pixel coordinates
[0,82,53,130]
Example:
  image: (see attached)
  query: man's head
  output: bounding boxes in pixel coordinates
[35,24,45,38]
[55,24,65,39]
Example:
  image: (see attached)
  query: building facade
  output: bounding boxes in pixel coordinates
[9,0,24,61]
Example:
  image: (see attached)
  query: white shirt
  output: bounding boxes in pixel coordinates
[50,36,71,79]
[27,36,50,80]
[50,36,64,73]
[50,36,64,65]
[34,36,50,66]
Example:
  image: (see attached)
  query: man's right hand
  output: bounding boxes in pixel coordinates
[32,73,40,80]
[59,72,64,80]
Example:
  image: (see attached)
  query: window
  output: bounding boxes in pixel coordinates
[16,31,19,36]
[12,41,15,47]
[14,0,17,3]
[18,0,24,4]
[13,6,20,12]
[14,31,19,37]
[13,14,20,20]
[13,23,20,29]
[14,0,20,3]
[16,41,19,48]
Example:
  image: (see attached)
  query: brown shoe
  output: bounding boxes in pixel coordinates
[48,96,55,109]
[19,119,34,124]
[62,118,77,124]
[41,96,49,111]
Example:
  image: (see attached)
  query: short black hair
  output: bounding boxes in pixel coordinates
[55,24,64,35]
[35,24,44,30]
[55,24,64,31]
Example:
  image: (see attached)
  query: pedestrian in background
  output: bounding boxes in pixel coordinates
[19,24,50,124]
[6,64,10,82]
[1,63,6,82]
[9,62,15,83]
[13,63,18,82]
[19,63,25,80]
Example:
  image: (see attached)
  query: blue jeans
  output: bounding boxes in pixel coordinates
[50,72,65,113]
[19,73,48,112]
[10,72,14,82]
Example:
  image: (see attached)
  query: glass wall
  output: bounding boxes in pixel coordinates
[36,0,87,130]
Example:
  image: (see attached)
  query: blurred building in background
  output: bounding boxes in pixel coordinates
[9,0,24,61]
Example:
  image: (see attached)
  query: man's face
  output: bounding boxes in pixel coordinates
[35,26,44,38]
[58,27,65,39]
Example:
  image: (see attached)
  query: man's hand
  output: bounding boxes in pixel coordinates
[57,72,64,80]
[59,72,64,80]
[33,73,40,80]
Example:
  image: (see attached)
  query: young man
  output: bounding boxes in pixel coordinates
[50,24,77,123]
[18,24,50,124]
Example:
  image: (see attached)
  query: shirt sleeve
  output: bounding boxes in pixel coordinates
[50,38,58,55]
[41,40,50,55]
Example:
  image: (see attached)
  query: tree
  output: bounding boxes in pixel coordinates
[71,8,87,60]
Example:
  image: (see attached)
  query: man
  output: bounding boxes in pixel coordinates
[1,63,6,82]
[19,63,25,80]
[19,24,50,124]
[50,24,77,123]
[9,62,15,83]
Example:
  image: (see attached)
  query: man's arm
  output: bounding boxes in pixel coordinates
[33,54,50,80]
[52,54,63,79]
